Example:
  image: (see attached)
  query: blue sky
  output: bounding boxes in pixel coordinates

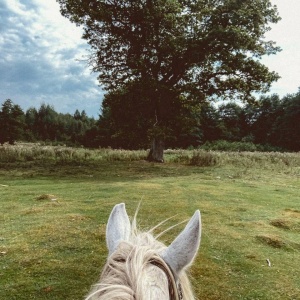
[0,0,299,118]
[0,0,103,117]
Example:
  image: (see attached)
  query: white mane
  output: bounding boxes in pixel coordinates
[85,204,201,300]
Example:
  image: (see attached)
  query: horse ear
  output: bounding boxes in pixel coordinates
[161,210,201,276]
[106,203,131,256]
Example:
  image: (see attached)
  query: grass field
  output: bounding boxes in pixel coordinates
[0,147,299,299]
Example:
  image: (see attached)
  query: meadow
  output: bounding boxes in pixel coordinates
[0,144,299,299]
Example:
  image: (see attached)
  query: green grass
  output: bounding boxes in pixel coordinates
[0,154,299,299]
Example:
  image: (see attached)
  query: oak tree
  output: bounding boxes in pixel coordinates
[57,0,281,161]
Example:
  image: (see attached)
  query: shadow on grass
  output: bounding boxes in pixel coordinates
[0,160,205,182]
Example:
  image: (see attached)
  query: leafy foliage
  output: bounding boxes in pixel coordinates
[245,91,300,151]
[1,88,300,151]
[0,99,25,144]
[94,87,300,151]
[0,100,96,146]
[97,82,202,149]
[57,0,281,160]
[58,0,280,100]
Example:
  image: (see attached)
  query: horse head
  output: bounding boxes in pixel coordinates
[86,203,201,300]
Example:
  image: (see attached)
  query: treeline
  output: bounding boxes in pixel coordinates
[1,90,300,151]
[0,100,96,146]
[96,90,300,151]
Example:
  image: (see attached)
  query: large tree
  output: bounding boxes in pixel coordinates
[57,0,281,161]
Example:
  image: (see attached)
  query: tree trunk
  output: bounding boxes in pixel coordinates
[147,137,164,162]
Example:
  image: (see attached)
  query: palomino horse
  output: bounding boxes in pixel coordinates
[86,203,201,300]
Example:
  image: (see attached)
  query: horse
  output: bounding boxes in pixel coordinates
[85,203,201,300]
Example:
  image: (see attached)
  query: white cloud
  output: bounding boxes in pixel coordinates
[4,0,28,15]
[262,0,300,96]
[0,0,299,119]
[0,0,102,117]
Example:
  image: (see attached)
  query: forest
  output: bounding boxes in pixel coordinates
[1,89,299,152]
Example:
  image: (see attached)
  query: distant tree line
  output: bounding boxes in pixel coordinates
[1,89,299,151]
[0,100,96,146]
[97,89,300,151]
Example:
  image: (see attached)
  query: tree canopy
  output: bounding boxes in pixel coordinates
[0,99,25,144]
[57,0,281,160]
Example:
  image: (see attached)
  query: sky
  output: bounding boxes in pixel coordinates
[0,0,299,118]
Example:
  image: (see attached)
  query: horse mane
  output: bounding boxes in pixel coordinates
[85,214,196,300]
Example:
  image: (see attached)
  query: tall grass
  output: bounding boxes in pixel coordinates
[0,143,147,163]
[0,143,299,173]
[200,140,283,152]
[166,148,300,171]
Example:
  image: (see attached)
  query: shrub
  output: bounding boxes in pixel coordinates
[200,140,283,152]
[189,150,218,167]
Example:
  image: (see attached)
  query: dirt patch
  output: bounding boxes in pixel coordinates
[22,207,45,215]
[245,254,258,261]
[256,234,300,251]
[67,214,89,221]
[284,208,300,218]
[35,194,58,201]
[270,219,291,230]
[256,235,287,249]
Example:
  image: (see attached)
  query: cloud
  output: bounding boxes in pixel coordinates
[0,0,103,117]
[262,0,300,96]
[1,0,299,119]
